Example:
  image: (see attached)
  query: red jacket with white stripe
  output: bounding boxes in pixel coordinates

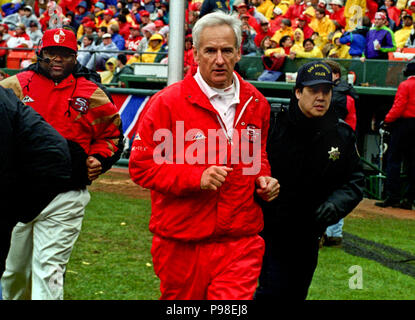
[1,66,123,189]
[385,77,415,123]
[129,72,271,242]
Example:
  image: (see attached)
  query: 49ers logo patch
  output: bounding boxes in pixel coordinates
[69,97,89,114]
[244,124,260,143]
[53,29,66,44]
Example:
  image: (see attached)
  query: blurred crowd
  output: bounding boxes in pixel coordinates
[0,0,415,82]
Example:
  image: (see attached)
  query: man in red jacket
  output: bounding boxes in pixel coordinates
[375,60,415,209]
[129,11,280,300]
[0,27,123,300]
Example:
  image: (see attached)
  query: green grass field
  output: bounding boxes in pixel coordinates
[65,190,415,300]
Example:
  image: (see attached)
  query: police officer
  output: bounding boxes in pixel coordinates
[255,61,365,300]
[375,60,415,209]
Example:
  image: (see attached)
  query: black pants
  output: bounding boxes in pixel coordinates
[255,231,320,300]
[384,118,415,201]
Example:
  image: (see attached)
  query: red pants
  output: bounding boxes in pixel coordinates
[151,234,265,300]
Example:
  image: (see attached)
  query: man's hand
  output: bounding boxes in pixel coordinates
[256,176,280,202]
[200,166,233,191]
[86,156,102,181]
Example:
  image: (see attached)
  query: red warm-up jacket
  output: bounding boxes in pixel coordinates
[0,65,123,188]
[129,72,271,242]
[385,77,415,123]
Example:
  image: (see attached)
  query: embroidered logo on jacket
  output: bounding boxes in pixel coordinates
[244,124,260,143]
[69,97,89,114]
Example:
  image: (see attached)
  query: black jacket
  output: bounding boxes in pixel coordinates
[0,86,72,223]
[262,98,365,237]
[332,78,358,121]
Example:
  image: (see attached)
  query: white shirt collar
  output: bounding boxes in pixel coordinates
[194,67,240,104]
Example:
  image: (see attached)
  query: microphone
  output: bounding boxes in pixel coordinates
[37,55,51,64]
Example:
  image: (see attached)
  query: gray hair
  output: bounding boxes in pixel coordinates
[192,11,242,50]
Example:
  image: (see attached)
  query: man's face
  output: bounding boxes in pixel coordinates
[15,27,24,35]
[304,40,314,51]
[149,39,161,49]
[316,11,324,20]
[104,14,112,22]
[193,24,241,89]
[103,37,112,45]
[404,17,413,27]
[40,47,76,81]
[261,23,269,32]
[298,19,306,28]
[237,6,247,14]
[24,9,31,17]
[374,17,385,28]
[131,28,140,37]
[294,30,302,41]
[141,16,150,24]
[83,36,92,46]
[296,85,332,118]
[330,4,340,12]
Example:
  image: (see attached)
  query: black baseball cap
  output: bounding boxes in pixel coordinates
[296,61,334,87]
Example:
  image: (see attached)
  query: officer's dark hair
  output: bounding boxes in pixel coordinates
[403,59,415,77]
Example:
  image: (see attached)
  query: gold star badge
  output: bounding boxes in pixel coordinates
[328,147,340,161]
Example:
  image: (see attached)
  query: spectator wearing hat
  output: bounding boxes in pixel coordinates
[86,32,119,70]
[271,18,293,45]
[99,56,117,84]
[328,31,352,58]
[98,9,119,29]
[136,22,156,53]
[329,0,346,29]
[255,21,274,47]
[7,23,33,48]
[74,1,90,27]
[0,27,123,300]
[265,0,289,21]
[283,0,305,26]
[94,26,108,46]
[236,2,262,33]
[27,21,43,44]
[290,27,304,53]
[3,5,25,30]
[109,23,125,50]
[126,24,142,50]
[268,6,285,34]
[409,0,415,19]
[362,11,397,60]
[139,9,151,27]
[255,60,364,300]
[395,13,414,47]
[80,20,98,44]
[296,14,314,39]
[199,0,229,18]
